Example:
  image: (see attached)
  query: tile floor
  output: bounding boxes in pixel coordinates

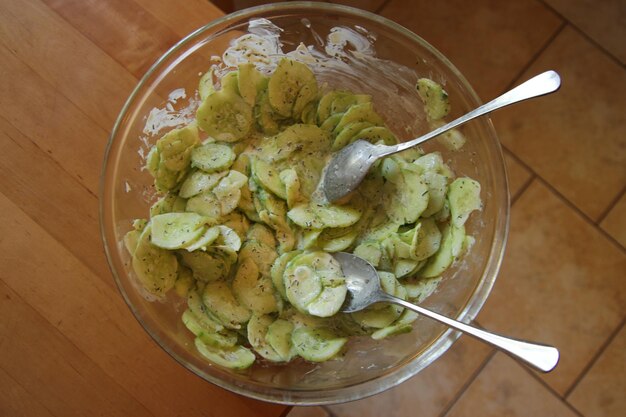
[220,1,625,416]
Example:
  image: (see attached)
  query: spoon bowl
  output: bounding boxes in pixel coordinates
[323,70,561,202]
[333,252,560,373]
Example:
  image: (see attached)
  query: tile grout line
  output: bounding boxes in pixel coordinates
[437,349,497,417]
[510,172,536,207]
[374,0,392,15]
[516,362,586,417]
[562,315,626,399]
[501,21,567,93]
[596,184,626,225]
[537,0,626,70]
[500,143,626,253]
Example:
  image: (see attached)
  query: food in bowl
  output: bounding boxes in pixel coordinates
[123,52,482,370]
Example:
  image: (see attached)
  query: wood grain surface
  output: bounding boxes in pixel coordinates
[0,0,287,416]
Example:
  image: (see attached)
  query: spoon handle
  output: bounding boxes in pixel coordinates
[382,294,559,372]
[387,70,561,155]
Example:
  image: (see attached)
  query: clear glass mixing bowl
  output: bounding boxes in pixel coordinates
[100,1,509,405]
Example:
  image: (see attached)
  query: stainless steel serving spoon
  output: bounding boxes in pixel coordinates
[333,252,560,373]
[322,70,561,202]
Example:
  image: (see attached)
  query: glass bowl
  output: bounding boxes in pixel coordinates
[100,1,509,405]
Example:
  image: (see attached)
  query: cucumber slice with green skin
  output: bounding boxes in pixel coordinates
[198,69,215,101]
[319,112,343,132]
[187,290,224,332]
[247,314,284,362]
[448,177,481,227]
[194,337,255,370]
[268,58,317,118]
[394,258,423,278]
[420,224,465,278]
[413,152,453,178]
[371,309,418,340]
[410,218,442,261]
[219,71,240,96]
[182,309,238,348]
[179,249,232,282]
[191,143,235,173]
[291,327,347,362]
[335,102,383,133]
[131,225,178,296]
[300,101,317,125]
[156,123,200,172]
[124,230,140,256]
[185,191,221,219]
[238,63,268,106]
[306,284,347,317]
[150,212,209,250]
[292,79,318,119]
[251,158,287,199]
[270,250,303,300]
[239,239,278,278]
[279,169,301,209]
[383,161,429,225]
[287,204,362,229]
[246,223,276,248]
[421,171,448,217]
[254,89,280,135]
[214,225,242,252]
[184,226,220,252]
[150,194,187,217]
[404,276,442,303]
[196,90,252,142]
[266,319,296,361]
[179,170,228,198]
[353,241,382,267]
[316,90,345,124]
[284,252,346,317]
[417,78,450,120]
[331,121,373,150]
[232,257,279,315]
[202,281,251,329]
[354,126,398,146]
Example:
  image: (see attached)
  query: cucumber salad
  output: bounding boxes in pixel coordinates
[124,58,482,370]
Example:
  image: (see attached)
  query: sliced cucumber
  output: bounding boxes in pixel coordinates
[270,250,303,300]
[291,327,346,362]
[131,225,178,296]
[191,143,235,173]
[417,78,450,120]
[194,338,255,370]
[266,319,296,361]
[232,257,279,315]
[150,212,209,250]
[202,281,251,329]
[448,177,481,227]
[184,226,220,252]
[279,169,301,208]
[179,249,232,282]
[334,102,383,133]
[268,58,317,118]
[179,170,228,198]
[251,158,287,199]
[198,69,215,101]
[306,285,347,318]
[247,314,283,362]
[187,290,224,332]
[288,204,362,229]
[182,309,237,348]
[238,63,268,106]
[196,90,252,142]
[420,224,465,278]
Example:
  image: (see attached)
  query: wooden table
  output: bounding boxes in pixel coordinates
[0,1,287,416]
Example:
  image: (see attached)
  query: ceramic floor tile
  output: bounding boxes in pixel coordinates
[567,322,626,417]
[477,179,626,394]
[543,0,626,65]
[327,337,492,417]
[496,26,626,221]
[379,0,562,99]
[502,150,532,200]
[287,406,330,417]
[445,353,579,417]
[600,191,626,249]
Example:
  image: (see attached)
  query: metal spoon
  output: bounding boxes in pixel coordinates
[322,70,561,202]
[333,252,560,373]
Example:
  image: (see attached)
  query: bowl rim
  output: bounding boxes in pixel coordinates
[100,0,510,405]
